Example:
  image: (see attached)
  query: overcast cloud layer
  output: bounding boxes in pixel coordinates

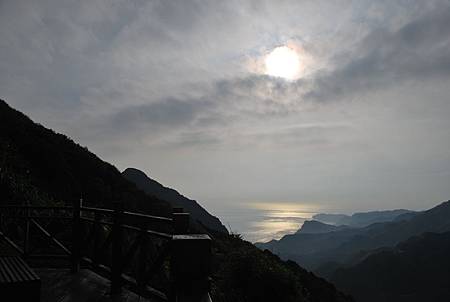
[2,0,450,219]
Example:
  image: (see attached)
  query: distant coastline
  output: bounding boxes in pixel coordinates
[210,202,319,242]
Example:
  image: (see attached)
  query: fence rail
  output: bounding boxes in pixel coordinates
[0,200,212,302]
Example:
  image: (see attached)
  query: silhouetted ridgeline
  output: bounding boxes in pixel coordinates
[0,99,353,302]
[313,209,414,227]
[122,167,228,233]
[0,100,169,214]
[297,220,349,234]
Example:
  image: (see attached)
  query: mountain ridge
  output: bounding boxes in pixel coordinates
[257,200,450,271]
[297,220,349,234]
[313,209,414,227]
[122,167,228,233]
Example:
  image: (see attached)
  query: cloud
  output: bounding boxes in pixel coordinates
[73,96,220,148]
[111,98,213,130]
[306,4,450,102]
[67,1,450,150]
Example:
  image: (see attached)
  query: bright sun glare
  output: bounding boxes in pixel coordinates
[265,46,300,80]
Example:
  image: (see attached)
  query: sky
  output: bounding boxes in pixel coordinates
[2,0,450,226]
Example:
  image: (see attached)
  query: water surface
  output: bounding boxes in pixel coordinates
[211,202,320,243]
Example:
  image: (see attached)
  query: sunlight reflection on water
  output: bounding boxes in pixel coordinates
[213,202,320,243]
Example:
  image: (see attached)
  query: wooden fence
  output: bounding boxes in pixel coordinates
[0,200,212,301]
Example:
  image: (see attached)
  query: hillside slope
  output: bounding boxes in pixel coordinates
[211,231,353,302]
[0,99,169,214]
[122,167,228,233]
[331,232,450,302]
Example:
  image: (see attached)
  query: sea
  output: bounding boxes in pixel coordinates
[209,201,322,243]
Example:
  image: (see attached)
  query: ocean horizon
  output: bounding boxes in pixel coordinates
[210,201,325,243]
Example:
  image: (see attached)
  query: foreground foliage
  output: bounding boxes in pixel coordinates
[211,232,353,302]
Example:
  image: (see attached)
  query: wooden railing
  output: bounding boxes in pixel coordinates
[0,200,212,302]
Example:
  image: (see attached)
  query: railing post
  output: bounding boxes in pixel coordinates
[24,201,30,258]
[71,198,82,273]
[111,201,124,295]
[170,234,212,301]
[93,211,101,266]
[172,211,190,235]
[137,223,149,290]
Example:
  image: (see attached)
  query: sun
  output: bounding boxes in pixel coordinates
[265,46,300,80]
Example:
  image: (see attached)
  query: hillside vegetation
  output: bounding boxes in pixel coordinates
[0,100,169,214]
[332,232,450,302]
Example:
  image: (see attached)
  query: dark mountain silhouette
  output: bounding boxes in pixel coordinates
[257,201,450,271]
[393,210,420,222]
[122,167,228,233]
[311,214,348,226]
[331,231,450,302]
[313,209,413,227]
[0,99,352,302]
[297,220,349,234]
[0,99,169,214]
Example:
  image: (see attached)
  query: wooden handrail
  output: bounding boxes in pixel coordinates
[120,224,172,240]
[0,230,24,254]
[80,216,113,226]
[2,215,72,219]
[0,205,73,210]
[0,202,213,302]
[81,206,114,214]
[123,211,173,223]
[30,219,72,256]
